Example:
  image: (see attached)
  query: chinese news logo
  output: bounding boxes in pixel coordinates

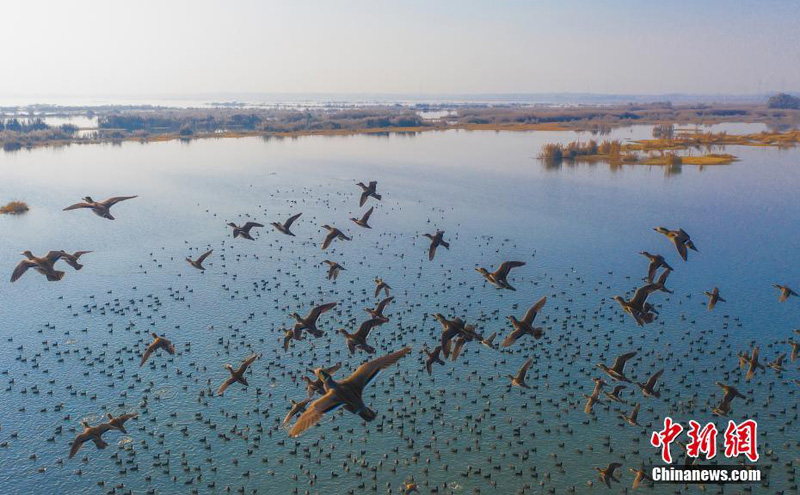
[650,417,758,463]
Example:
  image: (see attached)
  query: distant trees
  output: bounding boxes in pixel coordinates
[767,93,800,109]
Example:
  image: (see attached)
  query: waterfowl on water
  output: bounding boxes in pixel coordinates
[365,296,394,320]
[140,332,175,366]
[595,462,622,488]
[640,251,672,283]
[356,180,381,206]
[339,318,386,354]
[63,195,137,220]
[217,354,260,395]
[69,421,112,459]
[271,212,302,236]
[423,230,450,261]
[290,302,337,338]
[703,287,725,310]
[11,251,66,282]
[597,352,636,382]
[106,412,138,434]
[288,346,411,437]
[502,296,547,347]
[227,221,264,240]
[186,249,213,270]
[508,357,533,388]
[322,260,344,280]
[773,284,798,302]
[635,368,664,398]
[350,207,374,228]
[321,225,350,250]
[402,480,420,495]
[653,227,698,261]
[476,261,525,291]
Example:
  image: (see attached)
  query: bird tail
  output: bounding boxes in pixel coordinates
[47,270,66,281]
[373,194,382,201]
[358,407,377,422]
[441,240,450,249]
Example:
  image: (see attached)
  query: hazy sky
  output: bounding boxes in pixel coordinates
[5,0,800,97]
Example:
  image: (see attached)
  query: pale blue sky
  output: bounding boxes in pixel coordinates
[4,0,799,97]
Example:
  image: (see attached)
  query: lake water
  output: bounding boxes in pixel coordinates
[1,124,799,494]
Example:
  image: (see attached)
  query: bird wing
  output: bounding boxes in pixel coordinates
[308,302,337,322]
[673,239,688,261]
[10,260,36,282]
[140,342,156,366]
[645,369,664,389]
[63,201,92,211]
[631,403,640,421]
[360,207,374,223]
[236,354,259,374]
[522,296,547,325]
[354,318,382,340]
[196,249,213,264]
[284,213,302,228]
[324,362,342,375]
[502,328,523,348]
[69,433,89,458]
[583,396,595,414]
[44,251,67,264]
[342,347,411,392]
[322,230,337,250]
[359,190,369,207]
[515,357,533,381]
[375,296,394,314]
[101,195,138,207]
[646,260,659,283]
[71,251,93,259]
[242,222,264,232]
[428,241,438,261]
[217,376,236,396]
[629,285,656,309]
[655,268,671,287]
[493,261,525,279]
[611,352,636,373]
[289,390,343,437]
[450,337,467,361]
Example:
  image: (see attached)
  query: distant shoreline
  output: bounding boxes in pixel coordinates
[2,102,798,153]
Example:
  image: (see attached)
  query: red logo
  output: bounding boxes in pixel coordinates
[651,418,758,463]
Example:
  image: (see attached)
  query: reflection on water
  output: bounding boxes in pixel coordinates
[0,124,798,494]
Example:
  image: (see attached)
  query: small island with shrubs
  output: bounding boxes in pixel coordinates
[0,200,30,215]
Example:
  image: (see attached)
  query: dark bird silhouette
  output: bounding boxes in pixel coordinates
[703,287,725,310]
[424,346,445,375]
[597,352,637,382]
[322,260,344,280]
[339,318,385,354]
[289,347,411,436]
[350,207,374,228]
[654,227,698,261]
[357,181,381,206]
[365,296,394,320]
[227,221,264,240]
[640,251,672,282]
[635,369,664,398]
[508,357,533,388]
[773,284,798,302]
[63,195,137,220]
[217,354,260,395]
[186,249,213,270]
[476,261,526,290]
[321,225,351,250]
[291,302,337,338]
[140,332,175,366]
[423,230,450,261]
[502,296,547,347]
[69,421,112,459]
[271,213,302,236]
[595,462,622,488]
[11,251,66,282]
[106,412,138,434]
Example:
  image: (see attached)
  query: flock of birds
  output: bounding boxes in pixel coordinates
[5,176,800,495]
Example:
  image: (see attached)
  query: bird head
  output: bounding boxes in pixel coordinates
[475,267,489,276]
[270,222,281,228]
[21,250,34,258]
[653,227,669,234]
[321,224,332,231]
[227,222,237,228]
[83,196,94,203]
